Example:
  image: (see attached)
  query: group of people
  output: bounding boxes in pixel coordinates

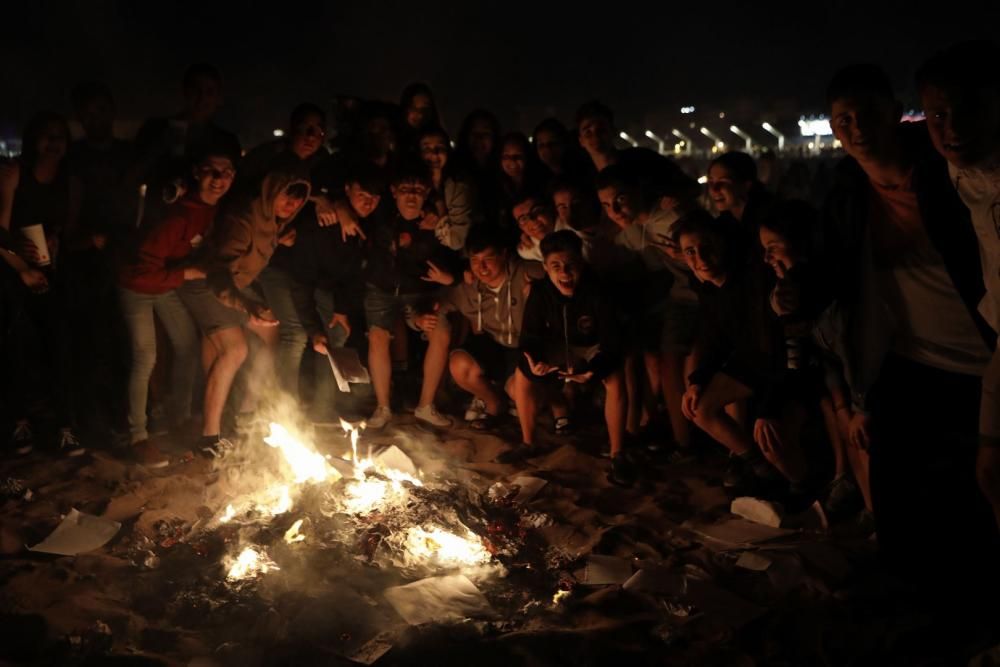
[2,42,999,592]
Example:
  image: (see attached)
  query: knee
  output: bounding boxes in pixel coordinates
[449,352,474,383]
[368,326,391,349]
[219,336,249,367]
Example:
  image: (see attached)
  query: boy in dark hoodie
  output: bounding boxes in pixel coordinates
[179,166,310,455]
[363,160,461,429]
[510,230,632,486]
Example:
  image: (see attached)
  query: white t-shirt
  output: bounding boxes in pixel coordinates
[950,160,1000,334]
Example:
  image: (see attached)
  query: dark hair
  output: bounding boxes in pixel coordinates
[183,63,222,90]
[574,100,614,129]
[390,158,432,188]
[594,164,638,192]
[916,40,1000,95]
[20,111,70,169]
[344,160,386,196]
[70,81,113,111]
[758,200,819,260]
[500,132,531,156]
[509,189,548,213]
[289,103,326,130]
[541,229,583,259]
[532,118,569,145]
[399,82,440,129]
[190,133,242,167]
[466,224,510,255]
[456,109,502,169]
[709,151,758,184]
[826,64,894,108]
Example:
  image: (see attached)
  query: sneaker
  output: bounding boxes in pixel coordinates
[199,436,235,459]
[10,421,34,455]
[367,405,393,430]
[553,417,573,437]
[822,474,862,517]
[608,455,636,487]
[58,429,87,457]
[132,440,169,468]
[465,398,487,422]
[415,404,451,428]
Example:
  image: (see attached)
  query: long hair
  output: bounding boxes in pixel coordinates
[20,111,70,170]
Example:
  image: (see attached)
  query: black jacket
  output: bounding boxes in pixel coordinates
[363,209,461,295]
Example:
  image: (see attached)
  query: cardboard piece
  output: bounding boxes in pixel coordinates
[327,348,371,393]
[730,497,784,528]
[383,575,493,625]
[28,509,121,556]
[347,631,397,665]
[735,551,773,572]
[374,445,418,477]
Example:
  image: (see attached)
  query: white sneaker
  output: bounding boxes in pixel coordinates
[59,429,87,457]
[415,404,451,428]
[464,398,487,422]
[367,405,393,430]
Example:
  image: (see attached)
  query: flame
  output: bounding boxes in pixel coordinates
[335,420,423,515]
[226,546,279,580]
[402,526,491,568]
[265,422,341,485]
[284,519,306,544]
[220,504,236,524]
[551,590,571,606]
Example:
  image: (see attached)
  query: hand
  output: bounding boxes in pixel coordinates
[18,267,48,293]
[278,228,297,247]
[19,238,42,264]
[183,266,206,280]
[523,352,558,377]
[560,370,594,384]
[421,260,453,285]
[463,269,474,285]
[770,278,800,316]
[681,384,702,421]
[327,312,351,338]
[414,307,440,333]
[849,411,872,450]
[311,331,329,355]
[249,306,279,327]
[753,418,783,456]
[654,233,683,261]
[0,160,20,198]
[518,233,533,252]
[419,211,440,231]
[315,195,339,227]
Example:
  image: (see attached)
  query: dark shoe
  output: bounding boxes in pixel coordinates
[58,429,87,457]
[553,417,573,437]
[822,474,863,518]
[608,455,636,487]
[132,440,169,468]
[10,420,34,455]
[495,444,533,464]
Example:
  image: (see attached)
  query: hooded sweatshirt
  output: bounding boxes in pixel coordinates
[443,257,546,348]
[207,169,311,298]
[517,272,621,381]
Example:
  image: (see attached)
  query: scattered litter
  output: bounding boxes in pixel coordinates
[384,574,494,625]
[576,554,633,585]
[731,497,784,527]
[735,551,773,572]
[28,509,121,556]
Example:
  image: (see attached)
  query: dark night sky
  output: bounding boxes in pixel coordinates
[1,1,993,142]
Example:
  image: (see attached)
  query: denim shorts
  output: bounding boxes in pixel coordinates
[178,279,261,334]
[363,284,438,333]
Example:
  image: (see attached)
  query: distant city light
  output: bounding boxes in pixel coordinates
[273,129,285,137]
[798,117,832,137]
[681,106,696,114]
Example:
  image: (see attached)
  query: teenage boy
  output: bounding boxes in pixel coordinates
[363,160,461,429]
[917,41,1000,533]
[512,230,632,486]
[443,225,545,429]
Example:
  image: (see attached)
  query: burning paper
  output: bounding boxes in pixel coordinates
[284,519,306,544]
[335,421,424,515]
[401,526,491,569]
[226,546,279,581]
[383,575,493,625]
[264,423,341,485]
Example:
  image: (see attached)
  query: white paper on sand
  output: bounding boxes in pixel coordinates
[685,518,795,550]
[374,445,418,478]
[327,348,371,393]
[576,554,633,585]
[28,509,121,556]
[735,551,773,572]
[730,497,784,528]
[510,476,547,504]
[383,575,493,625]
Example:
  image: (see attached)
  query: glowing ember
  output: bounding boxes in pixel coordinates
[283,519,306,544]
[226,547,279,581]
[265,422,341,485]
[552,590,571,606]
[220,504,236,524]
[403,526,491,568]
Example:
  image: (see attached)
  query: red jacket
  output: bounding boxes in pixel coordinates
[119,196,216,294]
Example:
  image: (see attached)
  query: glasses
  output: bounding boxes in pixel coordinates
[198,165,235,180]
[516,206,549,226]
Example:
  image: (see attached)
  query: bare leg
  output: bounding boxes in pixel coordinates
[202,327,248,436]
[368,326,392,408]
[758,402,808,482]
[418,321,451,408]
[604,371,627,457]
[661,348,691,448]
[691,373,754,455]
[821,396,848,479]
[240,321,279,413]
[514,369,540,445]
[624,354,641,435]
[450,351,503,415]
[848,433,874,511]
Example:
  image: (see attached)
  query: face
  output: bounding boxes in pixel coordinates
[535,128,564,170]
[469,247,507,286]
[290,113,326,160]
[419,134,449,171]
[391,181,429,220]
[680,231,726,286]
[366,117,395,157]
[544,250,583,296]
[36,121,69,162]
[469,119,495,165]
[921,84,1000,169]
[597,185,637,229]
[553,189,575,226]
[830,95,900,164]
[501,142,526,181]
[193,156,235,205]
[183,74,222,123]
[707,163,750,214]
[578,116,612,154]
[513,198,555,240]
[76,96,114,142]
[759,226,795,274]
[274,183,307,220]
[344,182,380,218]
[405,93,434,129]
